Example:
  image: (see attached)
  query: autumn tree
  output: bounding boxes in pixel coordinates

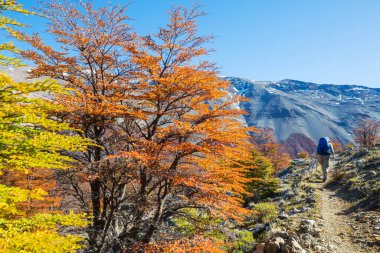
[21,1,253,251]
[353,119,379,148]
[251,128,290,172]
[0,1,91,252]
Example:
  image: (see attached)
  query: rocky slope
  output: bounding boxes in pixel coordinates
[226,77,380,151]
[250,145,380,253]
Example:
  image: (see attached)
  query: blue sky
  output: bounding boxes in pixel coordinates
[7,0,380,88]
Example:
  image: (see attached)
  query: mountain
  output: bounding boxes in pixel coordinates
[226,77,380,155]
[2,66,380,155]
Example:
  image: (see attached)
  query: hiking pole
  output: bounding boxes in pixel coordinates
[332,154,336,178]
[314,153,318,178]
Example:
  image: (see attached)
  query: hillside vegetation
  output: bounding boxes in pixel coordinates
[248,145,380,253]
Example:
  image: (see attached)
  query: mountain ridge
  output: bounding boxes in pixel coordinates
[226,77,380,154]
[2,66,379,154]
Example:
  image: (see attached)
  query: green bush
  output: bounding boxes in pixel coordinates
[254,202,279,223]
[172,208,227,241]
[229,230,256,253]
[243,150,281,202]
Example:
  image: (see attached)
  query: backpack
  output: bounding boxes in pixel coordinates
[317,137,332,155]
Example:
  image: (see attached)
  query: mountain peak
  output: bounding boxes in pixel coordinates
[226,76,380,146]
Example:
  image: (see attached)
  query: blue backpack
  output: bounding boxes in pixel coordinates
[317,137,332,155]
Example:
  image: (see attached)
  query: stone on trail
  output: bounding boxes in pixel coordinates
[281,237,304,253]
[254,243,266,253]
[299,219,320,237]
[275,230,289,239]
[265,237,285,253]
[300,233,316,248]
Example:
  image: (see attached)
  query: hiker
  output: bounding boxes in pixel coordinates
[316,137,334,182]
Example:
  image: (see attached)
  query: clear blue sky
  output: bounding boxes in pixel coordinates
[8,0,380,88]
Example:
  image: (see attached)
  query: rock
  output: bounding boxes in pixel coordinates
[356,159,365,169]
[275,237,286,245]
[305,197,316,203]
[368,170,377,177]
[299,219,320,237]
[300,206,311,213]
[265,237,285,253]
[288,207,300,215]
[255,243,266,253]
[281,245,293,253]
[327,244,337,251]
[247,202,255,209]
[301,219,316,225]
[275,231,289,239]
[353,238,366,243]
[279,210,289,220]
[281,237,304,253]
[265,242,280,253]
[289,238,302,249]
[314,245,323,252]
[333,237,343,244]
[250,224,266,235]
[300,233,316,248]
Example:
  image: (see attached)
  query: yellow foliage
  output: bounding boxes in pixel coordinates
[0,73,92,172]
[0,3,92,250]
[0,73,93,251]
[0,209,88,253]
[0,0,34,66]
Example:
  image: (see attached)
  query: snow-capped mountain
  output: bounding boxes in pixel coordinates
[226,77,380,150]
[3,66,379,153]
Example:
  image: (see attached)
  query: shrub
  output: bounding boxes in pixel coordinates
[243,150,281,202]
[229,230,256,253]
[254,202,279,223]
[297,151,309,159]
[332,168,347,181]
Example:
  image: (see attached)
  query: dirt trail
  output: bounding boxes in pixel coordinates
[317,183,373,253]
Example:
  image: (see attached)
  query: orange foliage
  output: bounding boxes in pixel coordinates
[297,151,309,159]
[331,139,343,152]
[251,128,290,172]
[140,236,226,253]
[0,169,61,215]
[21,2,253,251]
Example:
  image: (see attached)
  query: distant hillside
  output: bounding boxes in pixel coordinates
[227,77,380,154]
[281,133,317,157]
[2,67,380,155]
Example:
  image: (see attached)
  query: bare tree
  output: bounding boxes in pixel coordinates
[353,119,379,148]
